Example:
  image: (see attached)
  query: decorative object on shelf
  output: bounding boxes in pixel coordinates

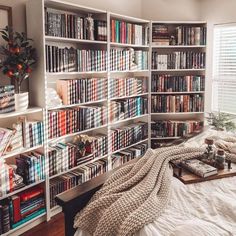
[169,35,176,45]
[215,149,226,169]
[0,85,15,113]
[206,111,236,131]
[46,88,62,108]
[85,14,95,41]
[0,27,37,111]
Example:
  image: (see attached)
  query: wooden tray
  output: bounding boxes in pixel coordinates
[173,163,236,184]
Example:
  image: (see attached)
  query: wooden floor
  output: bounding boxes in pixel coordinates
[21,213,65,236]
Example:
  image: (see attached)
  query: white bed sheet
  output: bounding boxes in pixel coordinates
[75,130,236,236]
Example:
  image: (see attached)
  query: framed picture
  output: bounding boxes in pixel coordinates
[0,5,12,44]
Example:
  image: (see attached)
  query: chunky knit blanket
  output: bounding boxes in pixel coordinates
[74,134,236,236]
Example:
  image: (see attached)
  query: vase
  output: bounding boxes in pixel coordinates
[15,92,29,111]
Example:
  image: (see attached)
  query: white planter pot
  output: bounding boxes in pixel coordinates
[15,92,29,111]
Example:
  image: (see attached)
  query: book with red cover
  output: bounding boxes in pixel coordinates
[19,187,44,203]
[11,195,21,223]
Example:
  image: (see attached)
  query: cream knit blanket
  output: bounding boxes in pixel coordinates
[74,134,236,236]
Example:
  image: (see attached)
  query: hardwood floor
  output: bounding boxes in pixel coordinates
[21,213,65,236]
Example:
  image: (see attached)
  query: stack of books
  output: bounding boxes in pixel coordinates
[152,51,206,70]
[175,26,207,45]
[45,45,107,72]
[48,133,108,177]
[111,143,148,168]
[49,158,108,208]
[151,75,205,92]
[56,78,107,105]
[152,24,169,45]
[0,117,44,157]
[0,85,15,114]
[16,152,46,185]
[47,105,108,139]
[151,94,204,113]
[110,77,148,98]
[0,187,46,234]
[110,97,148,122]
[110,19,148,45]
[110,49,148,71]
[111,122,148,152]
[151,120,203,137]
[45,8,107,41]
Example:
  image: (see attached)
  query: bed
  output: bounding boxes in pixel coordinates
[56,129,236,236]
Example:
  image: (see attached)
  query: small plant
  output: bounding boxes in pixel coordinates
[0,27,36,93]
[207,111,236,131]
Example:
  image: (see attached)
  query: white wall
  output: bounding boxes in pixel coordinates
[141,0,201,21]
[199,0,236,112]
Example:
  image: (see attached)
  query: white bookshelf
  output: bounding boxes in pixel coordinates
[0,0,207,235]
[150,21,207,147]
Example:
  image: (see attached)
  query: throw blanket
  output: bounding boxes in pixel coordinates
[74,134,236,236]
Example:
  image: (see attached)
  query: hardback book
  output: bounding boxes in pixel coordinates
[181,159,218,178]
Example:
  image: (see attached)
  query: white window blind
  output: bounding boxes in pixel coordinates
[213,24,236,114]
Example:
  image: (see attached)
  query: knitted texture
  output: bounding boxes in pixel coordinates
[74,135,236,236]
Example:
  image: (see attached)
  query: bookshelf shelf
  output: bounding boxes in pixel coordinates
[151,136,180,140]
[151,45,206,48]
[0,107,42,119]
[110,93,149,100]
[47,99,107,110]
[111,138,148,154]
[109,114,149,126]
[2,145,44,160]
[48,124,108,143]
[1,211,46,236]
[45,35,107,44]
[49,154,108,179]
[110,42,149,48]
[151,69,205,72]
[151,112,204,115]
[0,180,45,201]
[151,91,205,95]
[110,70,149,73]
[46,71,108,77]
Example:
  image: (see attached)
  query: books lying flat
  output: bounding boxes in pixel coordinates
[181,159,218,178]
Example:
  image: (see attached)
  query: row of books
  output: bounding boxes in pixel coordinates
[111,143,148,169]
[109,77,148,98]
[152,24,206,46]
[56,78,107,105]
[0,85,15,114]
[110,97,148,122]
[45,45,107,73]
[0,152,46,197]
[110,49,148,71]
[48,106,107,139]
[175,26,207,46]
[110,122,148,152]
[45,8,107,41]
[151,75,205,92]
[0,187,45,234]
[49,159,108,208]
[16,152,46,185]
[111,19,148,45]
[152,51,205,70]
[151,94,204,113]
[151,120,203,137]
[48,133,107,177]
[0,117,44,157]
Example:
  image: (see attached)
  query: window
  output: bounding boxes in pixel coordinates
[213,24,236,114]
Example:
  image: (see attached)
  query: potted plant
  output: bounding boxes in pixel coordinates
[0,27,36,111]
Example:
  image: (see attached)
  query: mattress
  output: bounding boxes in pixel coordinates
[75,129,236,236]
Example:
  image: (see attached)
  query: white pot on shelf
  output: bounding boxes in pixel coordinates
[15,92,29,111]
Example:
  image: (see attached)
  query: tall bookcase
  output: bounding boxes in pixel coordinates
[150,21,207,148]
[0,1,207,235]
